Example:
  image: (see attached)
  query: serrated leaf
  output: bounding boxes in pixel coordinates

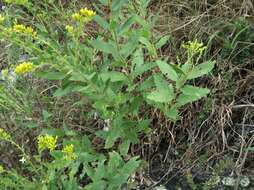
[188,61,215,79]
[134,62,156,77]
[121,156,140,175]
[177,85,210,106]
[147,75,174,103]
[138,75,154,91]
[105,128,121,149]
[156,60,178,81]
[181,85,210,96]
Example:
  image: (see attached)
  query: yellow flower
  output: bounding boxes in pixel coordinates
[13,24,26,33]
[24,26,37,37]
[71,8,96,23]
[65,25,74,34]
[182,39,207,55]
[71,13,82,21]
[14,62,34,75]
[0,128,11,141]
[37,134,58,152]
[62,144,77,160]
[79,8,96,18]
[0,15,5,23]
[13,24,36,37]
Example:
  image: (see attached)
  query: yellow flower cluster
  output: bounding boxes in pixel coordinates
[0,128,11,141]
[13,24,37,37]
[37,134,58,152]
[4,0,28,5]
[62,144,77,160]
[0,15,5,23]
[80,8,96,17]
[71,8,96,22]
[182,39,207,54]
[14,62,34,75]
[65,25,74,34]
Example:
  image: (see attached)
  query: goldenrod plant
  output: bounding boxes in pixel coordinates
[0,0,215,189]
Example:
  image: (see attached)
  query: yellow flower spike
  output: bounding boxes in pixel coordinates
[62,144,77,160]
[13,24,36,37]
[79,8,96,18]
[37,134,58,152]
[0,128,11,141]
[24,26,37,37]
[65,25,74,34]
[0,15,5,23]
[14,62,34,75]
[71,13,82,21]
[13,24,26,33]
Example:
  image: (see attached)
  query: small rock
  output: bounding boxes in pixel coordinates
[240,176,250,187]
[222,177,235,186]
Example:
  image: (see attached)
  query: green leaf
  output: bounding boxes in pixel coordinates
[105,128,121,149]
[188,61,215,79]
[120,33,140,58]
[91,39,117,55]
[108,152,123,170]
[94,161,106,181]
[177,85,210,106]
[121,156,140,175]
[97,0,108,5]
[36,71,66,80]
[42,110,52,122]
[134,62,156,77]
[165,106,179,121]
[119,140,130,155]
[132,49,144,70]
[155,35,170,49]
[25,122,38,129]
[146,74,174,103]
[53,85,84,97]
[117,15,137,35]
[111,0,129,12]
[85,181,107,190]
[139,37,156,57]
[94,15,110,30]
[100,71,128,82]
[137,75,154,91]
[156,60,178,81]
